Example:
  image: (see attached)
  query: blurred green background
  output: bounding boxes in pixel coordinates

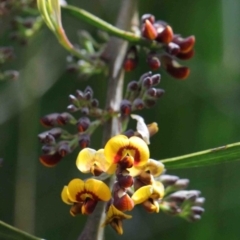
[1,0,240,239]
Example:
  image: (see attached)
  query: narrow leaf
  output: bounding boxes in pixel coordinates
[0,221,45,240]
[161,142,240,169]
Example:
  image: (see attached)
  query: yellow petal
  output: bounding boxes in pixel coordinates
[95,149,115,174]
[84,179,111,201]
[131,185,153,204]
[104,135,129,163]
[127,165,142,177]
[61,186,73,205]
[144,159,165,177]
[76,148,96,173]
[67,178,85,202]
[128,136,149,166]
[152,181,165,199]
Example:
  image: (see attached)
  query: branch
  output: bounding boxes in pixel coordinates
[77,1,138,240]
[0,221,44,240]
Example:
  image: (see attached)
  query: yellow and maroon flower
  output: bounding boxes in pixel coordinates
[61,178,111,215]
[76,148,115,176]
[104,135,149,168]
[102,204,132,235]
[132,180,164,213]
[128,159,165,177]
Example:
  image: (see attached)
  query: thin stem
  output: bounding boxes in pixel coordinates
[0,221,44,240]
[77,1,138,240]
[62,4,162,50]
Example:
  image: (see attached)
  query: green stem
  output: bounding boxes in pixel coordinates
[161,142,240,169]
[0,221,44,240]
[62,5,162,50]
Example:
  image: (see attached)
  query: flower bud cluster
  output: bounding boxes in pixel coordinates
[123,14,195,80]
[121,71,164,114]
[38,86,113,167]
[159,174,205,221]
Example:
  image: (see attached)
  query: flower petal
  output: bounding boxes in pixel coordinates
[144,159,165,177]
[104,135,129,163]
[95,149,115,174]
[39,153,62,167]
[132,185,153,204]
[61,186,73,205]
[84,179,111,201]
[67,178,85,202]
[131,114,150,144]
[76,148,96,173]
[128,136,149,166]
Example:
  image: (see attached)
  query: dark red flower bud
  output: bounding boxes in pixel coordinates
[155,25,174,44]
[40,113,60,127]
[151,74,161,85]
[132,98,144,110]
[76,89,84,100]
[123,46,138,72]
[41,133,56,145]
[139,71,152,83]
[147,88,165,98]
[142,76,153,88]
[58,142,71,157]
[166,42,181,55]
[81,107,89,115]
[113,190,134,212]
[123,129,135,138]
[91,98,99,108]
[161,55,190,79]
[147,55,161,70]
[120,100,132,116]
[67,105,77,113]
[79,134,90,149]
[69,94,79,105]
[127,81,139,91]
[176,49,195,60]
[39,152,62,167]
[77,117,90,132]
[84,86,93,100]
[172,35,195,53]
[141,14,155,24]
[42,145,56,155]
[142,19,157,40]
[57,112,76,125]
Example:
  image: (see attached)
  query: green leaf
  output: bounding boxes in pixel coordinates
[0,221,45,240]
[161,142,240,169]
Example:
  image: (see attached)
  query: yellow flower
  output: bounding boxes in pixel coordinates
[61,178,111,215]
[76,148,115,175]
[104,135,149,167]
[131,181,164,213]
[102,204,132,235]
[128,159,165,177]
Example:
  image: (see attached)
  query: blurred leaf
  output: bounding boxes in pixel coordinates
[0,221,45,240]
[161,142,240,169]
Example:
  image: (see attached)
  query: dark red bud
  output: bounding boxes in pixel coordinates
[69,94,79,105]
[151,74,161,85]
[58,142,71,157]
[42,145,56,155]
[91,98,99,108]
[79,134,90,149]
[81,107,89,115]
[166,42,181,55]
[76,89,84,100]
[84,86,93,100]
[147,56,161,70]
[142,76,153,88]
[77,117,90,132]
[127,81,139,91]
[141,14,155,24]
[142,19,157,40]
[133,98,144,110]
[155,25,174,44]
[120,100,132,116]
[144,99,156,108]
[123,46,138,72]
[139,71,152,83]
[57,112,75,125]
[67,104,78,112]
[40,113,60,127]
[176,49,195,60]
[172,35,195,53]
[39,152,62,167]
[147,88,165,98]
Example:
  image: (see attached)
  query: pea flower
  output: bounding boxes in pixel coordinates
[102,204,132,235]
[76,148,115,176]
[104,134,149,168]
[61,178,111,215]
